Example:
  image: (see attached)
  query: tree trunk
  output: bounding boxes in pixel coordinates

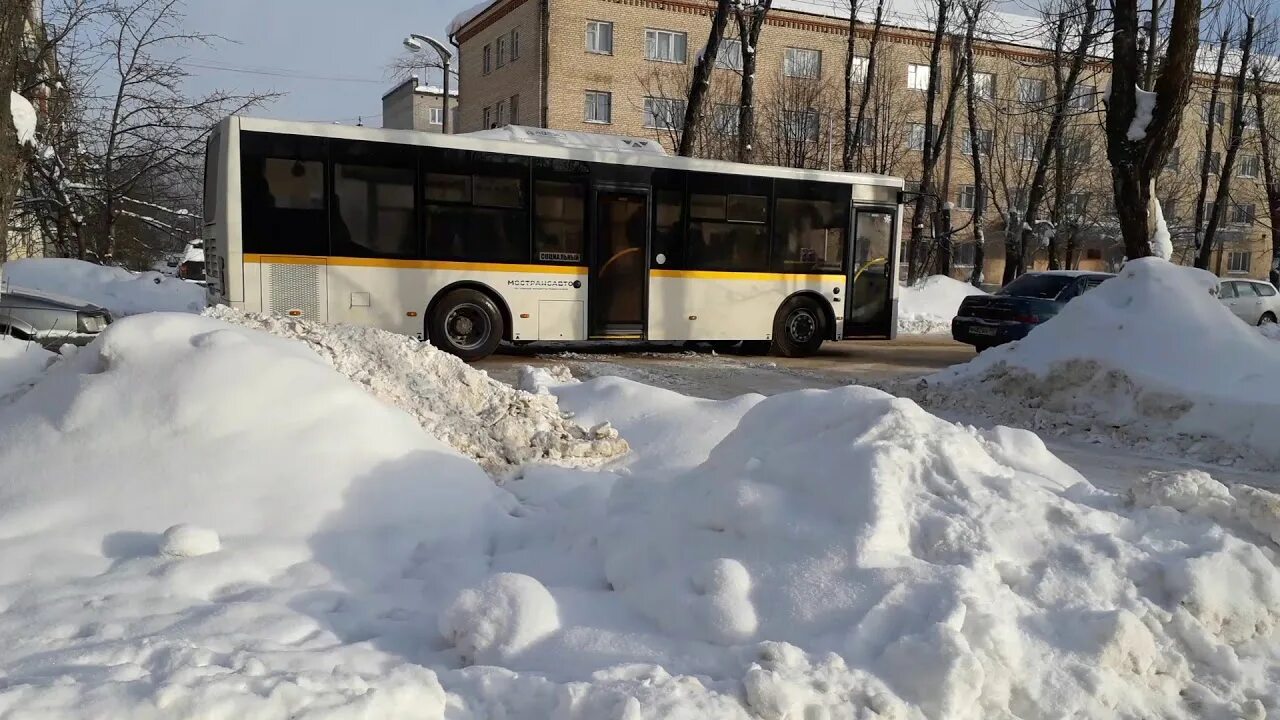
[933,40,962,277]
[908,0,951,284]
[679,0,734,157]
[841,0,860,171]
[962,0,985,287]
[735,0,771,164]
[1,0,33,260]
[1192,33,1229,265]
[1105,0,1201,261]
[1143,0,1161,87]
[1253,70,1280,287]
[1198,17,1254,270]
[851,0,885,173]
[1002,0,1097,285]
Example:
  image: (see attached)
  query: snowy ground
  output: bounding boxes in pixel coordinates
[2,259,1279,719]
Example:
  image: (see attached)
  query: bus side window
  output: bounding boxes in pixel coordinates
[423,151,529,264]
[533,181,585,264]
[773,181,848,274]
[652,189,683,268]
[687,191,769,272]
[331,140,416,259]
[240,132,327,256]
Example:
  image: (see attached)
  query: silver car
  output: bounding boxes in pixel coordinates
[1219,279,1280,326]
[0,287,114,348]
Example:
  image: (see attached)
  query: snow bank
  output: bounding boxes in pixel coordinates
[208,307,629,472]
[912,258,1280,468]
[9,91,37,146]
[2,258,206,316]
[4,322,1280,718]
[0,336,55,400]
[898,275,986,335]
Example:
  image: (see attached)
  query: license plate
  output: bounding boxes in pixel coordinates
[970,326,997,336]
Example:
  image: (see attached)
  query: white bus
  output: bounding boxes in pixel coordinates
[203,116,903,360]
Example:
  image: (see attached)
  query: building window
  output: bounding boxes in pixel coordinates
[1202,201,1216,224]
[1018,77,1046,103]
[849,55,868,83]
[586,20,613,54]
[483,44,492,74]
[971,71,995,99]
[908,63,931,91]
[957,185,983,211]
[1202,150,1221,174]
[510,28,520,60]
[782,109,820,142]
[1232,203,1256,225]
[1203,100,1226,125]
[1066,139,1091,163]
[1239,154,1260,178]
[1164,147,1180,172]
[429,107,443,125]
[495,99,506,125]
[1015,133,1040,161]
[784,48,821,78]
[963,127,992,155]
[1065,191,1089,217]
[1070,84,1096,111]
[908,122,934,151]
[954,242,976,266]
[717,38,743,70]
[644,96,685,129]
[1242,105,1260,129]
[904,179,921,195]
[714,103,739,136]
[1228,251,1252,273]
[646,29,687,63]
[509,94,520,125]
[496,35,508,68]
[585,90,612,124]
[483,106,492,128]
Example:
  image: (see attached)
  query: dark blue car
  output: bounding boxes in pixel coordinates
[951,271,1114,351]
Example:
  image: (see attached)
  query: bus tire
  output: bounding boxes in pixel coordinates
[772,296,825,358]
[428,289,504,361]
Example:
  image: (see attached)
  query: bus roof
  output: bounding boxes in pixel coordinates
[227,116,904,190]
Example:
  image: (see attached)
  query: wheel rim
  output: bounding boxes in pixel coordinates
[444,303,492,351]
[786,308,818,344]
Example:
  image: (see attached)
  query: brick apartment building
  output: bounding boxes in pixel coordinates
[447,0,1277,283]
[381,77,459,133]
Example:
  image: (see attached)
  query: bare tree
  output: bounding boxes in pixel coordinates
[733,0,772,163]
[761,74,838,169]
[1198,14,1257,269]
[960,0,987,286]
[849,0,886,172]
[637,60,737,159]
[1104,0,1202,261]
[1251,63,1280,285]
[1192,29,1230,263]
[679,0,733,156]
[1001,0,1100,285]
[1,0,35,254]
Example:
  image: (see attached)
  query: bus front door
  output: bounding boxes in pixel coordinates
[846,208,896,337]
[590,189,649,338]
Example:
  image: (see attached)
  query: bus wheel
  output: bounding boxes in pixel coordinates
[772,296,825,358]
[429,289,504,361]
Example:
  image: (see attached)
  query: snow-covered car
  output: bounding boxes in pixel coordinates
[178,241,206,285]
[1218,279,1279,326]
[951,270,1114,351]
[0,286,113,348]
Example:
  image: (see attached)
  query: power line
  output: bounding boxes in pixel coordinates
[184,60,387,85]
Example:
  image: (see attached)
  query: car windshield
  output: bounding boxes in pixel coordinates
[998,274,1075,299]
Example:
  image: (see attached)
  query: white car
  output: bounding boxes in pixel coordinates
[1219,279,1280,326]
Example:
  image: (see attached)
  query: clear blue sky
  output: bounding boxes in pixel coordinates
[183,0,477,124]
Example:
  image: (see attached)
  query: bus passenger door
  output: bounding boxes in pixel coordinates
[845,208,896,337]
[590,189,649,338]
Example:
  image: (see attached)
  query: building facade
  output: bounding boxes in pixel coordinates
[449,0,1276,284]
[381,77,460,133]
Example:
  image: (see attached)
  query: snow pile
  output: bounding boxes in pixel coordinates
[2,258,206,316]
[898,274,986,335]
[909,258,1280,468]
[0,336,55,400]
[4,319,1280,718]
[207,306,628,472]
[9,91,37,146]
[1261,321,1280,341]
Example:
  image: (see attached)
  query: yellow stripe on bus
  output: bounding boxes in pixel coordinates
[650,268,846,283]
[242,254,588,275]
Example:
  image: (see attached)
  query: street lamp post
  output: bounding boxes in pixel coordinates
[403,33,454,134]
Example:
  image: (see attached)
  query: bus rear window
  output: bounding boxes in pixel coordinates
[203,130,219,224]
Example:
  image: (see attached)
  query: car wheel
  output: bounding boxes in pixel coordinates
[771,296,826,358]
[428,289,504,361]
[1260,312,1277,326]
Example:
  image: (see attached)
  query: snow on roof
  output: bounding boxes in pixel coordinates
[459,125,669,155]
[415,85,460,97]
[448,0,496,37]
